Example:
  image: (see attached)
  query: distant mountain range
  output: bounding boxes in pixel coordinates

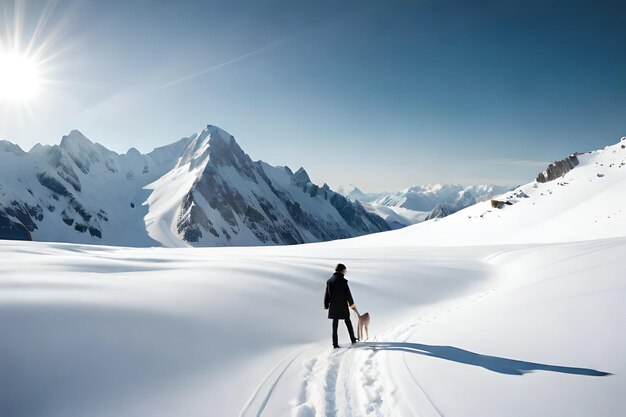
[336,183,513,228]
[0,125,389,246]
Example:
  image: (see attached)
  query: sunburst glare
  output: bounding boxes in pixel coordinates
[0,0,67,113]
[0,51,42,102]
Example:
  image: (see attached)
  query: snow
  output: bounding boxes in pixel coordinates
[144,163,204,247]
[335,184,386,203]
[375,184,465,211]
[343,183,512,228]
[0,128,186,247]
[261,163,351,231]
[1,138,625,416]
[345,140,626,247]
[1,125,389,247]
[1,238,622,416]
[361,203,430,229]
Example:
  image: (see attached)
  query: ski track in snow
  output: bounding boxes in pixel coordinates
[289,342,393,417]
[239,348,306,417]
[246,288,497,417]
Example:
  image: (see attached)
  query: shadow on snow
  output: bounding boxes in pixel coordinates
[359,342,612,376]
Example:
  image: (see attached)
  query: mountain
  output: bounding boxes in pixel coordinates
[338,183,513,228]
[0,125,389,246]
[334,184,385,203]
[422,184,514,221]
[2,137,624,417]
[351,137,626,247]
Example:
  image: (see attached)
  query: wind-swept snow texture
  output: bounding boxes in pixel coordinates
[1,138,625,416]
[0,125,388,247]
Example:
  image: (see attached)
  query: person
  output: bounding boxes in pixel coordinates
[324,263,357,348]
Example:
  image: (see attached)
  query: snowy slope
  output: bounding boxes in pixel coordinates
[0,138,624,417]
[0,130,196,246]
[335,184,386,203]
[345,138,626,247]
[0,125,388,247]
[362,202,431,229]
[172,126,388,246]
[375,184,465,211]
[0,235,621,416]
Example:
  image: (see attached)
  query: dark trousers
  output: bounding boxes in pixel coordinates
[332,318,356,347]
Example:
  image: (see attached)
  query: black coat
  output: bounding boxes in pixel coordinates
[324,273,354,319]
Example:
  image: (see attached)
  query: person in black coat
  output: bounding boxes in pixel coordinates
[324,263,357,348]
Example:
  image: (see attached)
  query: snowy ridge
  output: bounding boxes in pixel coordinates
[335,184,386,203]
[344,183,512,229]
[344,137,626,246]
[0,125,389,246]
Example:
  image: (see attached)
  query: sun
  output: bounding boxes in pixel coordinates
[0,52,42,103]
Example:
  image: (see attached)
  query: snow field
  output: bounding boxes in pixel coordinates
[0,241,492,417]
[1,234,623,417]
[2,138,626,416]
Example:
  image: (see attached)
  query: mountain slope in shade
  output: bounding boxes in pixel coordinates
[0,125,389,247]
[171,126,388,246]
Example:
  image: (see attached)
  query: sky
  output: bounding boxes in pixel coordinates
[1,0,625,192]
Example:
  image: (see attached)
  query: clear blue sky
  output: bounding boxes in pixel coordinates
[1,0,625,191]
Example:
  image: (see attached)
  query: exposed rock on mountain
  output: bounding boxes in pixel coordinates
[490,199,513,209]
[424,203,454,221]
[356,184,513,227]
[174,127,389,245]
[0,125,389,247]
[0,206,34,240]
[536,155,579,183]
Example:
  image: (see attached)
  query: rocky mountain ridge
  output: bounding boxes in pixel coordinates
[338,183,513,228]
[0,125,389,246]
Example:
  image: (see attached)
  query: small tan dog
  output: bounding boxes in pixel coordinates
[352,306,370,341]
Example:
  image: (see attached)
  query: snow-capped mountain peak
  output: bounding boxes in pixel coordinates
[354,136,626,246]
[172,127,389,246]
[0,140,25,155]
[126,147,142,156]
[293,167,312,186]
[0,124,389,247]
[60,129,93,147]
[337,183,363,195]
[343,182,513,229]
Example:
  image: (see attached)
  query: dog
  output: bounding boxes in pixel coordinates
[352,307,370,341]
